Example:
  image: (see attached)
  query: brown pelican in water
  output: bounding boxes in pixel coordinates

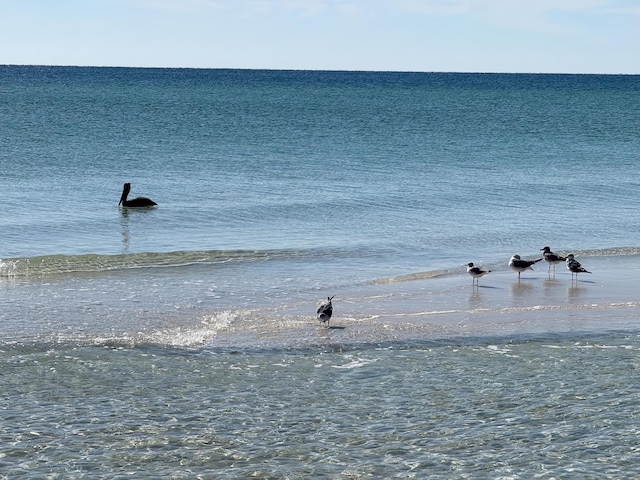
[316,295,335,327]
[119,183,157,207]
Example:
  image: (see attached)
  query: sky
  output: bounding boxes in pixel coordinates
[2,0,639,73]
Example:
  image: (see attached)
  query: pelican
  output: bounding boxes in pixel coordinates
[119,183,157,207]
[509,254,542,279]
[566,254,591,281]
[540,246,566,274]
[316,295,335,327]
[467,262,491,286]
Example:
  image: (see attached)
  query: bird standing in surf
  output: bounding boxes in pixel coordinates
[509,254,543,279]
[566,254,591,281]
[467,262,491,287]
[119,182,157,207]
[540,246,566,275]
[316,295,335,327]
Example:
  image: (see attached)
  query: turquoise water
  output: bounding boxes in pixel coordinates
[1,66,640,477]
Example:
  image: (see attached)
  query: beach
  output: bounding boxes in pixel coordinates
[194,252,640,349]
[3,250,637,351]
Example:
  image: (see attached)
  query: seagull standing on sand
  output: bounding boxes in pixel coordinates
[566,254,591,281]
[509,254,543,279]
[316,296,335,327]
[541,246,566,274]
[467,262,491,286]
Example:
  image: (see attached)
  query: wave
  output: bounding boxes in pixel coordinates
[560,246,640,257]
[3,245,640,279]
[0,248,318,277]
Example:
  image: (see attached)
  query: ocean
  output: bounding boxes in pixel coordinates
[1,66,640,478]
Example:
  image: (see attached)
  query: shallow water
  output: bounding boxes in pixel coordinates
[3,332,640,479]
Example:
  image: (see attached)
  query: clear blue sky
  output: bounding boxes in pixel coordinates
[2,0,639,73]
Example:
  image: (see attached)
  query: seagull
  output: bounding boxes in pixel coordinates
[540,246,566,274]
[467,262,491,286]
[316,296,335,327]
[119,182,157,207]
[509,254,543,279]
[566,254,591,281]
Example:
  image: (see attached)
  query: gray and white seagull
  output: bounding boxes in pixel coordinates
[541,246,566,274]
[509,254,543,279]
[467,262,491,286]
[566,254,591,281]
[316,295,335,327]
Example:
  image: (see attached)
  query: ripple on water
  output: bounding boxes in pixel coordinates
[1,332,640,477]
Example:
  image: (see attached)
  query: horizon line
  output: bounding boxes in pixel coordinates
[1,63,638,76]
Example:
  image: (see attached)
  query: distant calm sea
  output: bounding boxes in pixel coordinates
[2,66,640,478]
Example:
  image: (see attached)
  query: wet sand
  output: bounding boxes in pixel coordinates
[204,254,640,349]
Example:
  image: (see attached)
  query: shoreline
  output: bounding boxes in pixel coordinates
[2,254,639,351]
[200,255,640,349]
